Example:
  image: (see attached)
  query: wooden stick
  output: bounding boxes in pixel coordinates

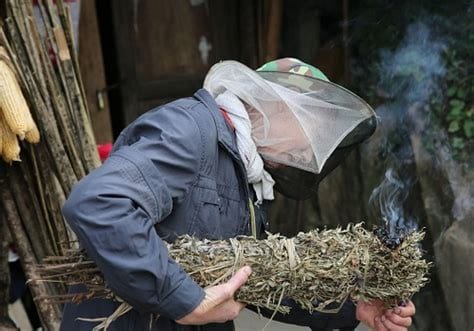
[48,172,70,254]
[264,0,283,62]
[27,146,56,246]
[0,176,61,331]
[42,0,100,171]
[0,1,103,328]
[7,164,49,260]
[0,212,11,323]
[4,19,78,192]
[12,1,86,180]
[22,0,87,179]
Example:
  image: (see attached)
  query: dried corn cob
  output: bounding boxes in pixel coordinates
[24,104,40,143]
[0,59,31,139]
[0,47,15,72]
[0,110,20,162]
[0,47,40,143]
[25,120,41,143]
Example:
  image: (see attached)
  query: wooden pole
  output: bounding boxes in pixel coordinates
[3,20,78,192]
[0,1,101,328]
[0,214,17,331]
[44,0,100,170]
[264,0,283,62]
[0,175,61,331]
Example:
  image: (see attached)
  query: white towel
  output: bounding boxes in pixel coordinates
[215,91,275,204]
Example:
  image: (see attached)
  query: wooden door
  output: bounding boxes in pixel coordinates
[102,0,261,130]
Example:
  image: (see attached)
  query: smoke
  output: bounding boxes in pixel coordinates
[369,21,449,232]
[378,22,446,105]
[369,168,417,237]
[436,142,474,221]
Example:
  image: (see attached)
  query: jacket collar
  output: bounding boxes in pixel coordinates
[194,89,239,156]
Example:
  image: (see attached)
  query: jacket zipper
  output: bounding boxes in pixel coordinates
[218,142,253,235]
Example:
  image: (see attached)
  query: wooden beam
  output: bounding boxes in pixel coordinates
[0,213,13,329]
[263,0,283,62]
[109,0,138,126]
[239,0,261,68]
[0,177,61,331]
[78,0,113,144]
[208,0,239,62]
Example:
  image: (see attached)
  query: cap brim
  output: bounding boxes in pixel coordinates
[257,71,376,117]
[257,71,377,146]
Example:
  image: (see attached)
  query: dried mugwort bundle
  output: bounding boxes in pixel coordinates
[34,223,431,315]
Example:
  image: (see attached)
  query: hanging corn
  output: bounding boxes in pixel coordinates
[0,60,30,139]
[0,46,40,162]
[0,111,21,163]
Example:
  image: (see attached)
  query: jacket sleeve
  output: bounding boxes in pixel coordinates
[249,299,359,331]
[62,104,205,320]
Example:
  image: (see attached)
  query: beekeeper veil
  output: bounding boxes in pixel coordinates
[204,58,376,200]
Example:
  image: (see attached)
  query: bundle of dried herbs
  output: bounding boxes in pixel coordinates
[33,223,430,316]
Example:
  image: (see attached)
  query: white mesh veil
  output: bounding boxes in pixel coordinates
[204,61,375,174]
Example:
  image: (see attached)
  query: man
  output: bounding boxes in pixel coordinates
[61,58,415,331]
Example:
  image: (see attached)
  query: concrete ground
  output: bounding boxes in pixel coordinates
[235,309,310,330]
[9,302,369,331]
[8,300,33,330]
[235,308,370,331]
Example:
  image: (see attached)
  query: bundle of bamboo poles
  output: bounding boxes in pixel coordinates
[0,0,100,329]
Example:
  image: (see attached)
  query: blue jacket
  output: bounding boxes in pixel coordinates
[61,89,358,331]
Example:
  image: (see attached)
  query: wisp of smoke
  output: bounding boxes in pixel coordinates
[369,168,417,237]
[378,21,446,105]
[368,20,456,229]
[370,21,447,161]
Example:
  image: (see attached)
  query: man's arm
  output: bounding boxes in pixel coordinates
[62,105,205,320]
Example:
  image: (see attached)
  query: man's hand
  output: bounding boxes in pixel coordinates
[356,299,415,331]
[176,266,251,325]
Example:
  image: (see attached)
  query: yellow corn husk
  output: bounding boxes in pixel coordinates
[25,119,40,143]
[0,111,21,162]
[0,47,14,67]
[0,47,40,144]
[0,60,31,139]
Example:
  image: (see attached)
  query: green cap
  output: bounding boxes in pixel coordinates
[257,57,330,82]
